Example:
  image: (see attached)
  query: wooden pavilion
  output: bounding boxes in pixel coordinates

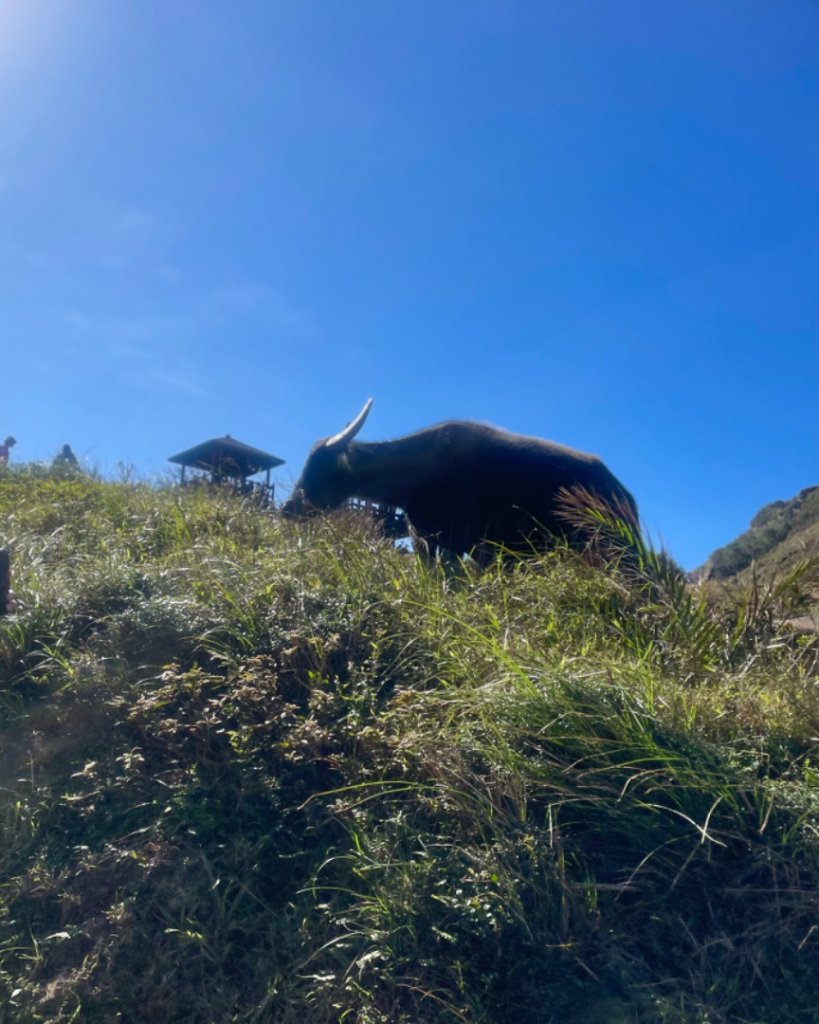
[169,435,285,504]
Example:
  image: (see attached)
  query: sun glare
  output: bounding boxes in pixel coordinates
[0,1,70,79]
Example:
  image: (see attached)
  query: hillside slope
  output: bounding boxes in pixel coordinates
[1,467,818,1024]
[700,485,819,579]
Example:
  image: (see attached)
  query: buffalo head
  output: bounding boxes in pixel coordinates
[281,399,373,518]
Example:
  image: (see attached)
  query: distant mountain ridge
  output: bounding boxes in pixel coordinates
[699,484,819,580]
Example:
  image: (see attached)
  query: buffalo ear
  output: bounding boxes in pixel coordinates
[324,398,373,449]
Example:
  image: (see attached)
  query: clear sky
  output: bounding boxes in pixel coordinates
[1,0,817,568]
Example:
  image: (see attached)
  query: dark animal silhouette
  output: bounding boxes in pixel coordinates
[282,399,639,562]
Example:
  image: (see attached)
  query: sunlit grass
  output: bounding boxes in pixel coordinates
[0,466,817,1022]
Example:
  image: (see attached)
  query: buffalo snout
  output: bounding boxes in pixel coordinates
[280,490,316,519]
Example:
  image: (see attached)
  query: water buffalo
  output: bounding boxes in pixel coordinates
[282,399,639,562]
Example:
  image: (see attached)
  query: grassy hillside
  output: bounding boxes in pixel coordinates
[700,485,819,581]
[1,467,819,1023]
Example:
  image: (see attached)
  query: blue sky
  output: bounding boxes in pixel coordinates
[1,0,817,568]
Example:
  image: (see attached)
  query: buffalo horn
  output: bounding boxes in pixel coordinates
[324,398,374,449]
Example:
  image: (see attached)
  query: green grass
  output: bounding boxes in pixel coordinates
[0,467,818,1023]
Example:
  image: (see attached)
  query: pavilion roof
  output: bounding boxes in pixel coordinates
[168,435,285,477]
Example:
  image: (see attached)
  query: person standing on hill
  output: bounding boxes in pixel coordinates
[0,436,16,465]
[0,549,14,615]
[53,444,79,469]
